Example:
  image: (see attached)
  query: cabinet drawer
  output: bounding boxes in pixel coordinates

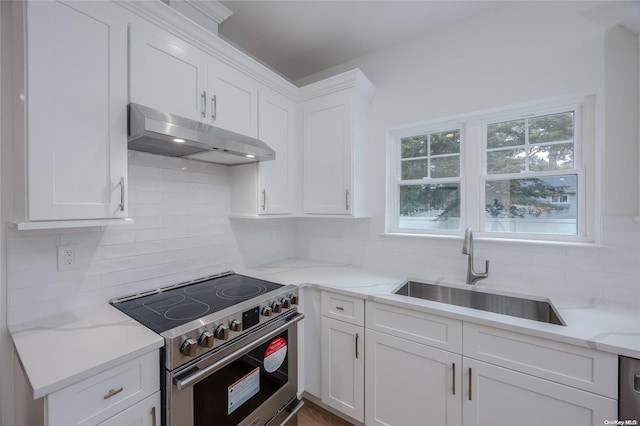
[463,323,617,398]
[366,301,462,353]
[321,291,364,326]
[47,351,159,426]
[97,391,160,426]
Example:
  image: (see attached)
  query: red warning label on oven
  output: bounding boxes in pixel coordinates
[263,337,287,373]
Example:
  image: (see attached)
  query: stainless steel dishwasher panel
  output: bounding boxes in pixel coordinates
[620,356,640,421]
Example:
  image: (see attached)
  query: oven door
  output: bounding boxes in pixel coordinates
[167,312,303,426]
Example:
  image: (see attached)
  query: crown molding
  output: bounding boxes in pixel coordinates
[298,68,376,103]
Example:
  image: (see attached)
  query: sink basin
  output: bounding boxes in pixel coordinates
[394,280,565,326]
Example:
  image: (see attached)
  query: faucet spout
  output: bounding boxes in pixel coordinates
[462,228,489,285]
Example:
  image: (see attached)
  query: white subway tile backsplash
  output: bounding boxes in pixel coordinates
[6,153,291,326]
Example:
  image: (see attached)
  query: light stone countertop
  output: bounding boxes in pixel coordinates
[9,304,163,399]
[10,258,639,401]
[241,259,640,359]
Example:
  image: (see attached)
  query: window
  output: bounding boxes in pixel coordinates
[387,96,594,242]
[393,126,462,232]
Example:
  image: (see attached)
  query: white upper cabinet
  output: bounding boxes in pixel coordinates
[129,24,258,138]
[229,87,296,216]
[257,87,297,215]
[300,69,375,217]
[208,61,259,138]
[18,0,128,224]
[129,24,207,123]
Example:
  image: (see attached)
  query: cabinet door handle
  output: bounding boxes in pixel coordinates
[201,91,207,118]
[345,189,350,211]
[355,333,359,359]
[212,95,217,121]
[119,177,125,212]
[151,406,157,426]
[262,189,266,211]
[103,387,123,400]
[452,363,456,395]
[468,367,472,401]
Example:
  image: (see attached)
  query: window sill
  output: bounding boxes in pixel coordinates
[380,232,603,248]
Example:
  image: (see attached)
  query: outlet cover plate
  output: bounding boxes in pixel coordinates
[57,246,78,271]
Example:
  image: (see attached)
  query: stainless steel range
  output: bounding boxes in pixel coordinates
[111,272,304,426]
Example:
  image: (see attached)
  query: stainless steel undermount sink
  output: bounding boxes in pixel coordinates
[394,280,566,326]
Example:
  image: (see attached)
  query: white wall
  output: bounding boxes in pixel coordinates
[295,2,640,305]
[5,151,295,326]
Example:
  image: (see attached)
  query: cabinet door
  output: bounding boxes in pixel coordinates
[129,24,208,122]
[365,329,461,426]
[321,317,364,422]
[257,88,296,214]
[26,0,128,220]
[462,358,617,426]
[208,60,258,137]
[97,392,160,426]
[303,92,352,215]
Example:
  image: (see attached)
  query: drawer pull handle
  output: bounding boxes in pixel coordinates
[103,387,123,400]
[151,406,157,426]
[335,306,344,311]
[452,363,456,395]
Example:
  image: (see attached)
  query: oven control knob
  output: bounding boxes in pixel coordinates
[271,301,283,314]
[229,319,241,332]
[215,324,229,340]
[180,338,198,357]
[198,331,214,348]
[261,306,272,317]
[281,297,291,309]
[289,294,299,305]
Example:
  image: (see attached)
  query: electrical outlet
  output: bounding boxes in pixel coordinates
[57,246,78,271]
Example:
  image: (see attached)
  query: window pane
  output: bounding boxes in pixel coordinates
[485,175,577,235]
[431,156,460,178]
[529,143,574,171]
[402,159,428,180]
[399,184,460,230]
[487,119,525,149]
[529,112,573,144]
[401,136,427,158]
[430,130,460,155]
[487,148,526,174]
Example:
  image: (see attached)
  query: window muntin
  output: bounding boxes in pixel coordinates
[396,128,461,232]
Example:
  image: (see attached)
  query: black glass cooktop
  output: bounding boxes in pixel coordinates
[111,274,283,334]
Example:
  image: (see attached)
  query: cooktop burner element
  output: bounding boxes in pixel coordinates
[112,273,284,334]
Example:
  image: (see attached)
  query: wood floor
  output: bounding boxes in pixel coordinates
[297,399,354,426]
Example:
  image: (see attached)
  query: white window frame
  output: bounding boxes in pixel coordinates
[386,120,465,236]
[386,94,597,243]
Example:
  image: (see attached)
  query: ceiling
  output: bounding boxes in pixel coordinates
[217,1,503,83]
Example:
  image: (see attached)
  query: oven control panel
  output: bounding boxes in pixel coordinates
[167,288,299,370]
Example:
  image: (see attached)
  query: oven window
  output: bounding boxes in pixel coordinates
[193,330,290,425]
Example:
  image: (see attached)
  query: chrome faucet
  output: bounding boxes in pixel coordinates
[462,228,489,285]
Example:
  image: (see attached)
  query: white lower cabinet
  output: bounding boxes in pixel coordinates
[46,351,159,426]
[362,301,617,426]
[463,358,616,426]
[321,292,365,422]
[365,329,461,426]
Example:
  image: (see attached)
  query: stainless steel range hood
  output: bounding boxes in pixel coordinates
[127,103,275,165]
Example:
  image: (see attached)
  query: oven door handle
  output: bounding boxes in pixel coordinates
[173,313,304,391]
